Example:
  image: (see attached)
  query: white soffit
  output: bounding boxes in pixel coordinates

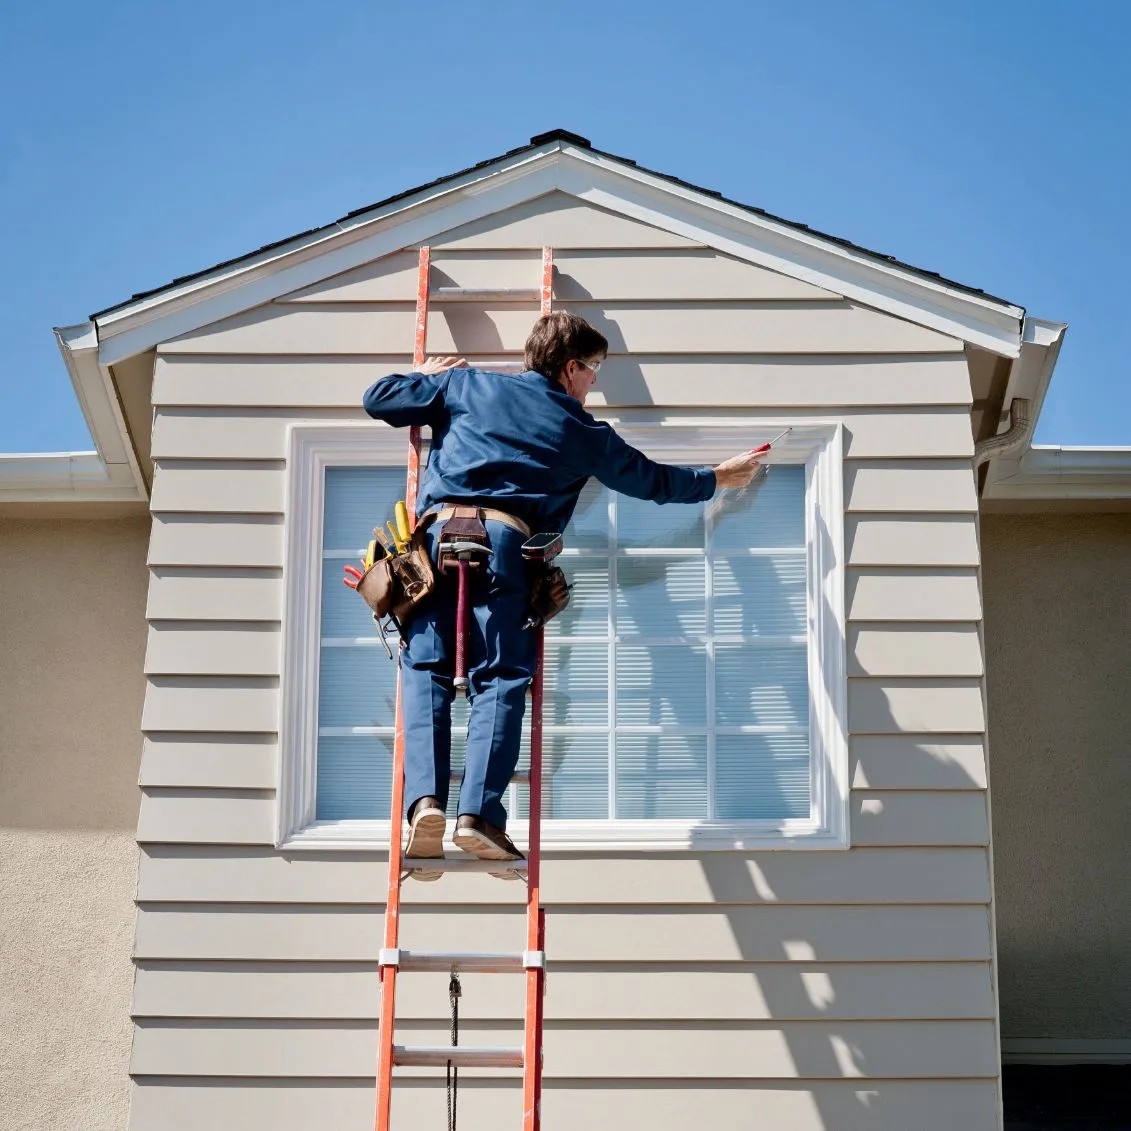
[90,140,1026,367]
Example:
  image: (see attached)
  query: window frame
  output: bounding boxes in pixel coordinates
[277,419,848,851]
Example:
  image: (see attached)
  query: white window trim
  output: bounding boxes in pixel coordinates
[277,419,848,852]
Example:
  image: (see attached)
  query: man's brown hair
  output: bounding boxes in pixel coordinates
[524,312,608,381]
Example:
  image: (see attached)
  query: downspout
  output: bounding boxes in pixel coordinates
[974,397,1031,468]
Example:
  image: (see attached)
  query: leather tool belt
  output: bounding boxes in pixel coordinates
[355,527,436,628]
[419,504,532,539]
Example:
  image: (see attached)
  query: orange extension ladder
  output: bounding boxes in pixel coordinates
[374,247,554,1131]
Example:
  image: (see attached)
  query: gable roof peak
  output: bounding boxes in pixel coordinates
[529,128,592,148]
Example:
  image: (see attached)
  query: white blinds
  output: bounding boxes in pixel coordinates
[315,465,811,823]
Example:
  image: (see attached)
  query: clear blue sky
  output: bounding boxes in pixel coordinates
[2,0,1128,451]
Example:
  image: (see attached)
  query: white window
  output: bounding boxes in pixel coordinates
[277,422,847,850]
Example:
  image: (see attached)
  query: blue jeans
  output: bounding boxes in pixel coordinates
[400,519,537,830]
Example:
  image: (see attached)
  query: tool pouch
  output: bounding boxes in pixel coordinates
[355,527,436,624]
[437,505,490,570]
[526,563,570,628]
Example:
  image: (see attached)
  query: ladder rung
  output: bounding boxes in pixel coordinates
[432,287,540,302]
[393,1045,524,1069]
[401,856,527,874]
[396,950,526,973]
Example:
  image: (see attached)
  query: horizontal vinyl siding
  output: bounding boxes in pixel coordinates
[162,302,961,357]
[133,905,993,962]
[278,247,838,303]
[134,207,997,1130]
[136,847,991,904]
[153,353,974,409]
[132,961,995,1020]
[129,1019,999,1079]
[130,1079,1003,1131]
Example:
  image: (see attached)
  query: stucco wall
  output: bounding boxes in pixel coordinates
[983,511,1131,1039]
[0,516,149,1131]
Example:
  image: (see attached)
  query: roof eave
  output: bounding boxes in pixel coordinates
[983,443,1131,501]
[46,323,148,502]
[0,451,143,503]
[89,139,1028,369]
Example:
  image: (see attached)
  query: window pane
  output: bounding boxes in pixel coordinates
[715,733,810,819]
[616,556,706,636]
[712,465,805,550]
[715,644,809,728]
[543,643,609,725]
[545,561,609,638]
[712,553,807,637]
[617,735,708,819]
[323,467,404,549]
[567,481,611,550]
[618,492,704,549]
[616,644,707,726]
[317,734,392,819]
[516,733,608,819]
[318,645,398,728]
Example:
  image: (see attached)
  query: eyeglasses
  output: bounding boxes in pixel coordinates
[575,357,602,375]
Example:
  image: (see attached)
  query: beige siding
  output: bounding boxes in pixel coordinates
[130,1079,1002,1131]
[846,569,983,621]
[134,789,988,848]
[426,192,703,249]
[154,353,974,409]
[162,301,961,356]
[132,961,994,1020]
[135,847,991,905]
[132,193,998,1129]
[145,568,282,621]
[129,1019,999,1078]
[279,247,839,303]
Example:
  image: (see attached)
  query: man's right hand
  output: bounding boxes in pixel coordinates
[417,355,467,375]
[713,449,766,490]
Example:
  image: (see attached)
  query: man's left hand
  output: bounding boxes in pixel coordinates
[417,355,467,375]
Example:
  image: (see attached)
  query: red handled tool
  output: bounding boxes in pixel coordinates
[749,426,793,457]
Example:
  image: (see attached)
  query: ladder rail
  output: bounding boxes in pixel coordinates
[521,246,554,1131]
[374,246,431,1131]
[376,246,552,1131]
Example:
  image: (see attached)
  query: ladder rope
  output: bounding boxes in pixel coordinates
[446,973,461,1131]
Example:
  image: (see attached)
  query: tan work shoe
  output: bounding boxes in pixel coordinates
[404,797,445,882]
[453,814,525,880]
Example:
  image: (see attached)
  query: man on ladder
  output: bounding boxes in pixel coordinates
[361,310,767,874]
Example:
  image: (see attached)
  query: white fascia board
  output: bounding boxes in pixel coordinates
[0,451,141,502]
[556,147,1025,357]
[984,443,1131,500]
[93,147,565,366]
[92,142,1025,366]
[53,322,147,500]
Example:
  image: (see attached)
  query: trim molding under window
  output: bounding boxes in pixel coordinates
[277,419,848,851]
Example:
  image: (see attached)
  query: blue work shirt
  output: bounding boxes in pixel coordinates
[362,367,717,534]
